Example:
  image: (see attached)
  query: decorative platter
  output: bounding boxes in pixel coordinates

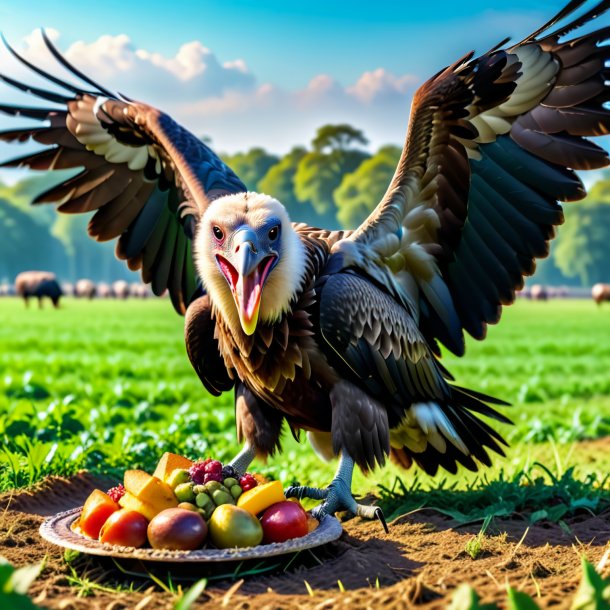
[40,506,343,563]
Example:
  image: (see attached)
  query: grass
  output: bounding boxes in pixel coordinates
[0,297,610,503]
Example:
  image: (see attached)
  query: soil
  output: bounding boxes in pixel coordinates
[2,473,610,610]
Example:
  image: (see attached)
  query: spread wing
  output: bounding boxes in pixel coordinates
[0,32,246,314]
[347,0,610,355]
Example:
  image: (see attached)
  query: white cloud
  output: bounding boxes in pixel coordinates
[0,29,418,153]
[347,68,418,104]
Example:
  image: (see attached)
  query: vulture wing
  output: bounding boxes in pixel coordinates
[347,0,610,356]
[0,31,246,315]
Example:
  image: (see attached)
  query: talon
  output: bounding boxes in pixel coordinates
[375,507,389,534]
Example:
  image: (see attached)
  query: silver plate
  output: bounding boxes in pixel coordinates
[40,507,343,562]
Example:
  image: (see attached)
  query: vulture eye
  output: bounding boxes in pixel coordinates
[268,225,279,241]
[212,226,224,241]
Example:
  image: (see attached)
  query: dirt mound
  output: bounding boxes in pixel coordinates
[1,475,609,609]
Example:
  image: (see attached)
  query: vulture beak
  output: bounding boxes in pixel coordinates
[217,228,278,335]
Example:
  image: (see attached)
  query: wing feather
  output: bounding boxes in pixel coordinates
[342,0,610,352]
[0,32,247,314]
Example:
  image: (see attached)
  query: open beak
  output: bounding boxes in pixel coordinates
[216,229,277,335]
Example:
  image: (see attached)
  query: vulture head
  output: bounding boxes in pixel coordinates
[196,192,306,335]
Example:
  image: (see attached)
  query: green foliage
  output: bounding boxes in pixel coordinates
[379,462,610,525]
[448,585,498,610]
[335,145,401,227]
[1,298,610,497]
[292,123,370,226]
[256,147,320,225]
[0,198,68,282]
[449,559,610,610]
[464,515,492,560]
[0,556,43,609]
[221,147,279,191]
[554,189,610,285]
[571,557,610,609]
[311,123,368,153]
[173,578,207,609]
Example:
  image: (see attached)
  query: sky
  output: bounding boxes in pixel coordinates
[0,1,605,163]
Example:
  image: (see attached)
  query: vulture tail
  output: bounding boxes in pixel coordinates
[389,388,512,476]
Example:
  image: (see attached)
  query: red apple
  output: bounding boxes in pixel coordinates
[260,500,309,543]
[99,509,148,547]
[79,489,120,539]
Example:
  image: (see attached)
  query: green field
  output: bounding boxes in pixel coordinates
[1,297,610,501]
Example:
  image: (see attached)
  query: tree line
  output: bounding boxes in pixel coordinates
[0,123,608,286]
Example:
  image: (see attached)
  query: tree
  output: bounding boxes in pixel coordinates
[294,124,370,228]
[221,148,279,191]
[0,198,68,282]
[553,182,610,285]
[51,214,131,282]
[256,147,320,225]
[334,145,402,228]
[312,124,368,153]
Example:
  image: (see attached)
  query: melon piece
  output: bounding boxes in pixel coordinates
[153,452,193,482]
[237,480,285,516]
[123,470,178,515]
[119,491,157,521]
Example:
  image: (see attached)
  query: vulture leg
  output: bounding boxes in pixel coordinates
[286,453,389,533]
[227,443,256,476]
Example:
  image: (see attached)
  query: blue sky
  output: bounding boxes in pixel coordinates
[0,1,606,159]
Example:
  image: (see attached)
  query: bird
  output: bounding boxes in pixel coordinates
[1,0,609,529]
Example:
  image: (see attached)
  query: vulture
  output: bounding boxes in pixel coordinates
[2,1,610,529]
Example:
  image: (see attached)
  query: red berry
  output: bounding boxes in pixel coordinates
[203,472,223,484]
[204,460,222,476]
[239,474,258,491]
[106,484,126,503]
[189,460,211,485]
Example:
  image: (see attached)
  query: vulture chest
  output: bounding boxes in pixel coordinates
[215,284,336,431]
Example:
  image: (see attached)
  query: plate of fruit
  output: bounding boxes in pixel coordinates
[39,452,343,563]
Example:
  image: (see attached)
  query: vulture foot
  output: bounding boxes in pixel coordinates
[285,454,389,533]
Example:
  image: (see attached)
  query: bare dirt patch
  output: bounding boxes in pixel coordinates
[2,474,610,609]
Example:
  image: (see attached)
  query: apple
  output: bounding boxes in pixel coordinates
[99,509,148,547]
[260,501,308,543]
[79,489,120,539]
[147,507,207,550]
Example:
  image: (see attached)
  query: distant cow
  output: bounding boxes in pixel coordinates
[0,282,14,296]
[130,282,151,298]
[592,283,610,305]
[96,282,112,298]
[530,284,548,301]
[75,279,96,299]
[112,280,129,299]
[15,271,63,308]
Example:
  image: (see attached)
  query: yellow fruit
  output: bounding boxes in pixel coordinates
[153,452,194,482]
[306,514,319,533]
[123,470,178,519]
[237,480,285,516]
[119,491,157,521]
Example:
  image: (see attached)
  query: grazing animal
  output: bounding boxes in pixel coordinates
[75,279,96,299]
[96,283,112,299]
[15,271,62,308]
[112,280,130,299]
[1,2,609,526]
[530,284,549,301]
[592,283,610,305]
